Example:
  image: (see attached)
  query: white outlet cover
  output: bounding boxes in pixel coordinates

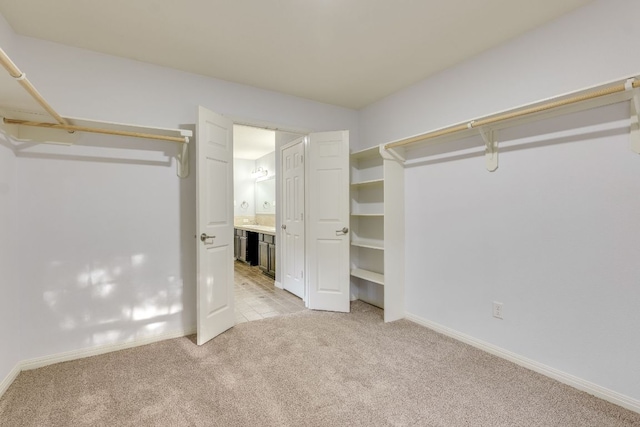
[493,301,503,319]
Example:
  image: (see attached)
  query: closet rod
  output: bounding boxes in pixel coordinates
[385,78,640,150]
[0,47,69,126]
[1,47,189,144]
[2,118,188,144]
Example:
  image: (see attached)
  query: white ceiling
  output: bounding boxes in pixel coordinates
[0,0,592,109]
[233,125,275,160]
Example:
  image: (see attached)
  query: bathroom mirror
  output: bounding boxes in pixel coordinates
[255,176,276,214]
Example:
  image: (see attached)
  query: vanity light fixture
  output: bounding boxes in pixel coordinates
[251,167,268,179]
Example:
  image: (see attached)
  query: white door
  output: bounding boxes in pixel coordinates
[281,137,306,299]
[196,106,235,345]
[307,131,351,312]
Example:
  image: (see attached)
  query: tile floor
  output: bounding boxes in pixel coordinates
[234,261,306,324]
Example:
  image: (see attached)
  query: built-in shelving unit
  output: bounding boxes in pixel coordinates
[349,145,405,322]
[349,146,386,308]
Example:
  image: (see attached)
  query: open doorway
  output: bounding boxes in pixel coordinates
[195,107,350,345]
[232,124,304,323]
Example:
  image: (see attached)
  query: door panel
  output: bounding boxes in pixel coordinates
[316,169,343,221]
[205,245,231,314]
[307,131,350,312]
[281,138,305,299]
[316,239,343,292]
[196,106,235,345]
[259,240,269,271]
[206,159,229,224]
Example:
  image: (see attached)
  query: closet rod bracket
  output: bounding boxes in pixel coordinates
[177,139,190,178]
[479,128,498,172]
[380,145,405,162]
[630,91,640,154]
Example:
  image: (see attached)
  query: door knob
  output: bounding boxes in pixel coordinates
[200,233,215,242]
[281,224,287,230]
[336,227,349,235]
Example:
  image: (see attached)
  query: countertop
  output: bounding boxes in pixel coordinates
[234,224,277,236]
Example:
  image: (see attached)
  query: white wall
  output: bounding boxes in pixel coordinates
[6,29,358,362]
[234,158,256,217]
[359,0,640,402]
[233,152,276,218]
[359,0,640,149]
[0,13,20,386]
[255,152,276,216]
[255,151,276,215]
[15,141,195,359]
[0,140,19,383]
[255,151,276,181]
[13,38,359,142]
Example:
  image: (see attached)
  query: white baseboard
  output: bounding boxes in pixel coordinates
[20,326,196,371]
[0,363,21,399]
[406,312,640,414]
[275,281,283,289]
[0,327,196,400]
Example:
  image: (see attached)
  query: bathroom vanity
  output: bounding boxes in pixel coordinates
[234,225,276,278]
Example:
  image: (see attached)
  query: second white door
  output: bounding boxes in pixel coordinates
[281,137,306,299]
[306,131,351,312]
[196,106,235,345]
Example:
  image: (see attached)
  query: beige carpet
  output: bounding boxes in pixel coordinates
[1,301,639,426]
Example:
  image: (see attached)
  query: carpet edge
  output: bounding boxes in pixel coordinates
[405,312,640,414]
[19,325,196,372]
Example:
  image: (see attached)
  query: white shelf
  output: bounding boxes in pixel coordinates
[351,238,384,250]
[351,268,384,285]
[351,178,384,188]
[1,109,192,142]
[351,213,384,217]
[69,116,192,140]
[350,145,381,159]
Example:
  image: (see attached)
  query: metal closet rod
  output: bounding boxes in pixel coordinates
[0,47,187,144]
[385,78,640,150]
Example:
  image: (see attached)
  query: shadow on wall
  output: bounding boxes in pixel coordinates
[8,128,176,166]
[40,253,185,346]
[404,102,630,168]
[11,128,197,357]
[179,123,197,336]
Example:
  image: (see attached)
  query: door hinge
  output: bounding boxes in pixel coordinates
[301,271,304,279]
[300,212,303,221]
[301,155,304,163]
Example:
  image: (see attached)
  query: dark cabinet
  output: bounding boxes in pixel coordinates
[235,229,248,262]
[234,228,259,265]
[235,228,275,274]
[239,235,248,262]
[258,241,269,270]
[258,233,276,277]
[268,242,276,277]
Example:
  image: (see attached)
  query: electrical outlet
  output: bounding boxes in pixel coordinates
[492,302,503,319]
